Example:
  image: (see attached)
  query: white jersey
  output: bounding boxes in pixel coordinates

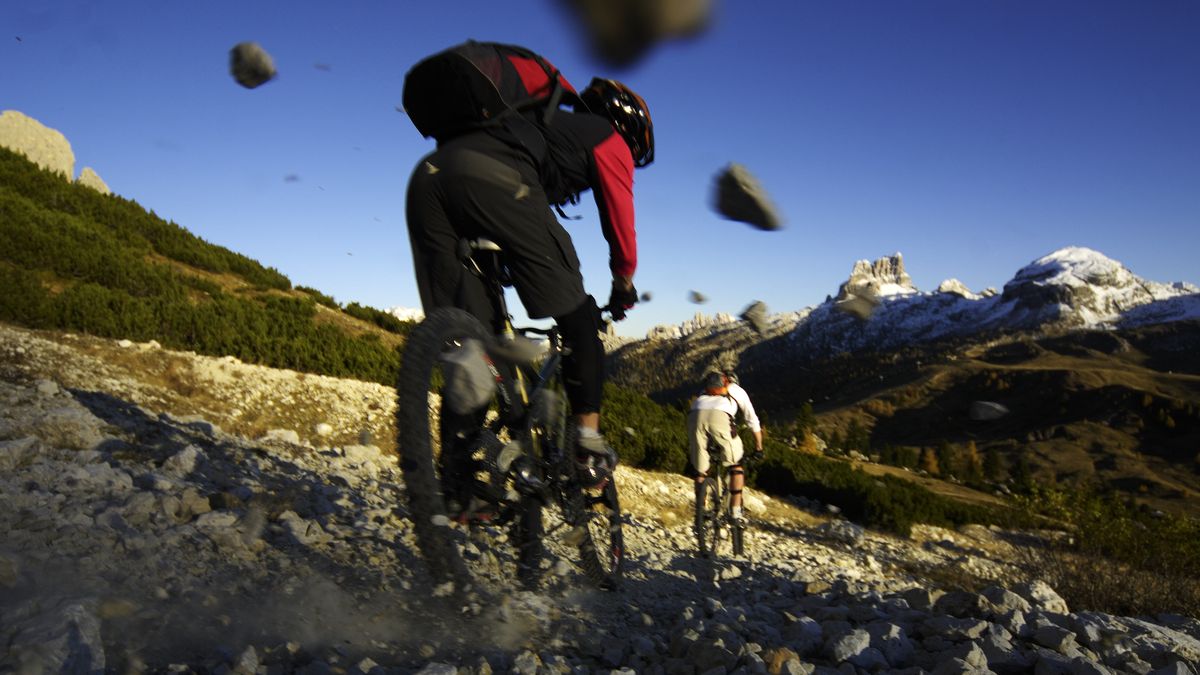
[690,381,762,433]
[726,382,762,432]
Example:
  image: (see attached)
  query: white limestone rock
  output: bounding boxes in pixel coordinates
[76,166,110,194]
[0,109,74,178]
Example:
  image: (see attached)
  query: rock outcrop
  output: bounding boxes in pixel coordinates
[0,109,74,178]
[648,311,741,340]
[76,166,110,194]
[937,278,977,298]
[1,109,110,194]
[836,253,917,302]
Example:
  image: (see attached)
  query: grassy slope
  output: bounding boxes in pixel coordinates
[0,146,409,382]
[611,317,1200,518]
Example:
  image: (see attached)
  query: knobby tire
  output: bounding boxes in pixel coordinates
[561,426,625,589]
[397,308,495,591]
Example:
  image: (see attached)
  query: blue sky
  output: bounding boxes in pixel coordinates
[4,1,1198,337]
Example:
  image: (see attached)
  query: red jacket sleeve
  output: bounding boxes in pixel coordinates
[591,130,637,278]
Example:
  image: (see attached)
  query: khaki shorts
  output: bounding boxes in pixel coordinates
[688,408,744,476]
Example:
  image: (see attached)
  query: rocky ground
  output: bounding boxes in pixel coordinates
[2,323,1199,674]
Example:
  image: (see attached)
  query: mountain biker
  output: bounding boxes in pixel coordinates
[688,369,764,526]
[404,46,654,489]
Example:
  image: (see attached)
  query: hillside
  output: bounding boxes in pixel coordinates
[5,321,1200,673]
[610,253,1200,518]
[0,145,412,385]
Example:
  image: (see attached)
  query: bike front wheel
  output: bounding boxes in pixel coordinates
[561,427,625,589]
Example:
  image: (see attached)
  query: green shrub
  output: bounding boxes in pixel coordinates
[343,301,415,336]
[297,285,338,308]
[1013,485,1200,616]
[0,148,401,386]
[600,383,688,472]
[752,441,1019,536]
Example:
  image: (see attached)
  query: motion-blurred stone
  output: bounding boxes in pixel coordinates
[713,163,782,231]
[969,401,1010,421]
[689,290,708,304]
[833,293,879,320]
[230,42,276,89]
[561,0,713,67]
[739,300,769,335]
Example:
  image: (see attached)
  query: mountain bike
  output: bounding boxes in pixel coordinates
[695,443,760,559]
[397,237,624,597]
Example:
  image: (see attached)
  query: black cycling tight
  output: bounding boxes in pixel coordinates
[555,295,603,415]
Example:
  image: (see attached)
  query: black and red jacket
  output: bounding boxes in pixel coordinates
[500,50,638,279]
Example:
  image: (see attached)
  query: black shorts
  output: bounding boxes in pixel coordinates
[405,133,587,323]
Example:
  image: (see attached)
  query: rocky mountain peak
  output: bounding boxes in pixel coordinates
[998,246,1177,328]
[1008,246,1135,289]
[647,311,739,340]
[838,253,917,300]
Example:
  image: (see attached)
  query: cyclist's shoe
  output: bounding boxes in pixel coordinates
[574,430,617,489]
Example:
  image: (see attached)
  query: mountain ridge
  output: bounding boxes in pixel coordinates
[642,247,1199,353]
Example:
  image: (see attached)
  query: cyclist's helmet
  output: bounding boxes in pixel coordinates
[703,371,727,396]
[580,77,655,167]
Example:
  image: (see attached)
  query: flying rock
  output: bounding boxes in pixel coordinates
[713,163,782,231]
[689,290,708,304]
[230,42,276,89]
[740,300,769,335]
[833,293,880,321]
[561,0,713,67]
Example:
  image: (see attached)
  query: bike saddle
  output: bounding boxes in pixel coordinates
[457,237,513,287]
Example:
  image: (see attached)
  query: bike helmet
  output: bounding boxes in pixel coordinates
[580,77,655,167]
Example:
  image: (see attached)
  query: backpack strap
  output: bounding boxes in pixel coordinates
[490,41,580,126]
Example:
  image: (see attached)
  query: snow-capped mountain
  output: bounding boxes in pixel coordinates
[643,247,1198,361]
[385,305,424,323]
[789,246,1198,359]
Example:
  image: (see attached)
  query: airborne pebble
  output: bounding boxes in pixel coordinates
[230,42,276,89]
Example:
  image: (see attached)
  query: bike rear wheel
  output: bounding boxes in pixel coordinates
[397,308,536,594]
[696,476,723,559]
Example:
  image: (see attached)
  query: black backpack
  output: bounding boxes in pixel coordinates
[404,40,578,143]
[403,41,583,206]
